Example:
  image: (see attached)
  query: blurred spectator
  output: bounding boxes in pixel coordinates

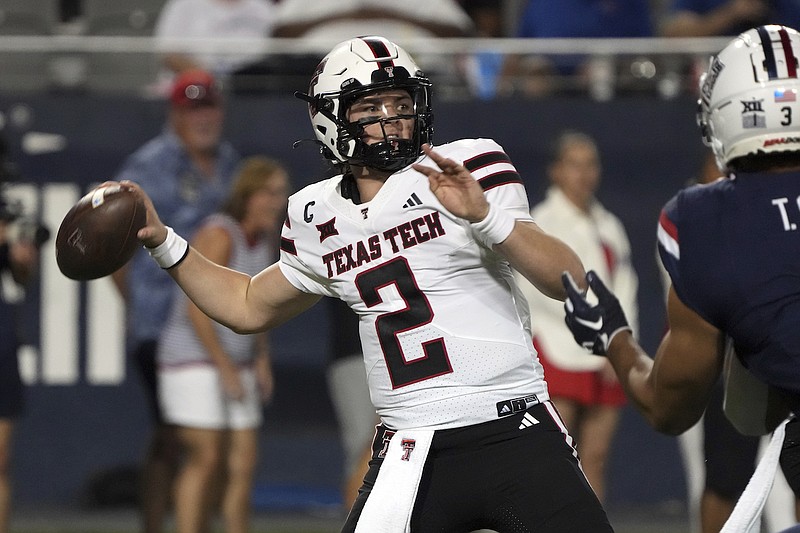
[660,0,800,37]
[458,0,506,99]
[59,0,81,23]
[660,3,800,119]
[157,156,288,533]
[269,0,474,86]
[112,69,241,533]
[153,0,277,91]
[271,0,473,40]
[517,0,653,38]
[514,130,639,503]
[500,0,654,98]
[0,191,39,533]
[0,135,44,533]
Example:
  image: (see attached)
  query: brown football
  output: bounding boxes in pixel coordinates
[55,184,146,280]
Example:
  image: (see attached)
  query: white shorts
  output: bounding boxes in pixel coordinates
[158,364,262,430]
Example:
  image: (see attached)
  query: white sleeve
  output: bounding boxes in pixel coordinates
[154,0,188,38]
[414,0,474,31]
[273,0,356,24]
[460,138,533,246]
[277,195,337,298]
[278,254,332,297]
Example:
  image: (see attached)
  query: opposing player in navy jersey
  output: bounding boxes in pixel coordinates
[122,36,614,532]
[562,25,800,529]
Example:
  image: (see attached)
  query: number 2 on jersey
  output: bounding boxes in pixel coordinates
[355,257,452,388]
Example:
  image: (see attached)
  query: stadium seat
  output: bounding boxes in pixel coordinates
[0,0,60,94]
[81,0,167,95]
[0,0,59,35]
[82,0,167,36]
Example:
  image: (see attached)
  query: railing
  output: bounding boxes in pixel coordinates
[0,36,734,100]
[0,35,733,54]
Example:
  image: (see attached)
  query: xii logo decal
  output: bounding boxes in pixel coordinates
[741,98,766,129]
[316,217,339,242]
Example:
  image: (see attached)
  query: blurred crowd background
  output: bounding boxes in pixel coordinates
[0,0,736,100]
[0,0,792,529]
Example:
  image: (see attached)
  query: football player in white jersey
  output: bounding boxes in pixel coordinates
[125,35,613,532]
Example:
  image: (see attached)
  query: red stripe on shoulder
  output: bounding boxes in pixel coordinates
[658,209,678,240]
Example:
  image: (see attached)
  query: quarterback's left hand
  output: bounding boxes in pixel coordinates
[562,270,631,356]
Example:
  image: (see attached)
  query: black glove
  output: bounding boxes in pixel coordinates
[561,270,631,356]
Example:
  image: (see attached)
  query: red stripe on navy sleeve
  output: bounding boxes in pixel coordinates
[659,209,678,240]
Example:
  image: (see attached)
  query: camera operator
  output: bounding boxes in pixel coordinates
[0,176,42,533]
[0,199,40,285]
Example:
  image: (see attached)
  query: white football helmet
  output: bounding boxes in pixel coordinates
[296,36,433,172]
[698,25,800,171]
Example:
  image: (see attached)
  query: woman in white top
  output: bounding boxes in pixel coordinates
[157,156,289,533]
[515,131,639,503]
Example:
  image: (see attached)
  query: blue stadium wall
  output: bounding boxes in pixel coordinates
[1,93,705,511]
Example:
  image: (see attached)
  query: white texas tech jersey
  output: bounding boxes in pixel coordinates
[279,138,550,430]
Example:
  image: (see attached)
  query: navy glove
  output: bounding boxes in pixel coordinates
[561,270,631,356]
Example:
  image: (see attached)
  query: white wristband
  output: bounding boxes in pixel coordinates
[146,226,188,269]
[471,203,516,246]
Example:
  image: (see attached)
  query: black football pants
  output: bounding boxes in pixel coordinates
[342,402,614,533]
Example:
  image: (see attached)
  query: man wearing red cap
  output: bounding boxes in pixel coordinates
[112,68,241,533]
[169,69,221,106]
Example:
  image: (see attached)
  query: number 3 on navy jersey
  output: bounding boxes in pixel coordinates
[355,257,453,388]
